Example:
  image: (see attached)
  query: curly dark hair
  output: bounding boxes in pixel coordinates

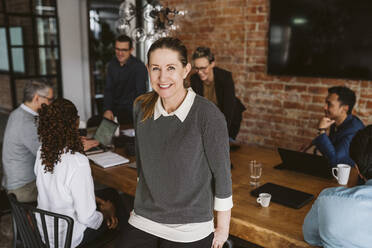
[37,98,84,173]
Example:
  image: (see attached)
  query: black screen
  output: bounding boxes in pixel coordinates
[268,0,372,81]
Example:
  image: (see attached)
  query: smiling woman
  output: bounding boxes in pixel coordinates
[147,47,190,113]
[190,47,246,140]
[118,38,233,248]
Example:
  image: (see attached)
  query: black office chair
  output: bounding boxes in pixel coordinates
[8,193,119,248]
[8,193,74,248]
[0,188,12,248]
[0,188,11,217]
[0,142,10,217]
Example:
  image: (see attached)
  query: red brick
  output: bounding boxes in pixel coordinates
[308,86,328,95]
[158,0,372,151]
[285,85,307,92]
[264,83,284,91]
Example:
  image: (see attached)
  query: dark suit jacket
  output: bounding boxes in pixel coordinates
[312,114,365,167]
[190,67,245,138]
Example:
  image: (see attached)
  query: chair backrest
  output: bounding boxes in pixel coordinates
[7,194,74,248]
[0,188,10,216]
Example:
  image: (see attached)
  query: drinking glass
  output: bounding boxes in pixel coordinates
[250,160,262,186]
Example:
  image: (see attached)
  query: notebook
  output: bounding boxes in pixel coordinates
[275,147,333,179]
[250,182,314,209]
[87,151,129,168]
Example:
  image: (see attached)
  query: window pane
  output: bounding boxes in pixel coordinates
[8,16,33,45]
[11,48,25,73]
[0,75,12,111]
[36,17,58,45]
[5,0,31,14]
[10,27,23,46]
[39,47,58,75]
[0,28,9,71]
[34,0,57,15]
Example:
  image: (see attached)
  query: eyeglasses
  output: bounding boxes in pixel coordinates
[193,65,209,73]
[115,47,131,52]
[39,94,54,103]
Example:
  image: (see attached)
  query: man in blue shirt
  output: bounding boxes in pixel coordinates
[303,125,372,248]
[302,86,364,167]
[103,35,147,124]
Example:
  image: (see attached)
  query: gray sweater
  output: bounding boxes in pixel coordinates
[133,95,232,224]
[2,106,40,190]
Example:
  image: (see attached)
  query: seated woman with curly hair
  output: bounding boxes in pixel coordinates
[34,98,119,248]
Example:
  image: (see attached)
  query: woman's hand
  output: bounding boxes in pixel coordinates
[96,197,118,229]
[212,209,231,248]
[81,137,99,151]
[212,227,229,248]
[103,110,114,121]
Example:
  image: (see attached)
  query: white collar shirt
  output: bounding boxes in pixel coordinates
[153,87,196,122]
[21,103,38,116]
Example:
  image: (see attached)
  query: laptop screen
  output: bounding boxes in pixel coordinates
[93,118,119,146]
[276,147,333,179]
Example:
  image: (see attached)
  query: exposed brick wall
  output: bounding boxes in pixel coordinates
[161,0,372,149]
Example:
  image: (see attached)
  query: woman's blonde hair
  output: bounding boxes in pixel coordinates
[135,37,189,121]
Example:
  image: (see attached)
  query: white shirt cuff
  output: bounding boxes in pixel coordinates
[214,195,233,211]
[88,211,104,230]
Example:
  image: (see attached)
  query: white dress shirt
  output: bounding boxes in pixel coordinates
[34,149,103,248]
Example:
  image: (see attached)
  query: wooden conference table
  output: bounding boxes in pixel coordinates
[91,145,347,248]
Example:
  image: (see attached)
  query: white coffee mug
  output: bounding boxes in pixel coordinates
[256,193,271,207]
[332,164,351,185]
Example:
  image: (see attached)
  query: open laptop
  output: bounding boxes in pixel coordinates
[275,147,333,179]
[85,118,119,155]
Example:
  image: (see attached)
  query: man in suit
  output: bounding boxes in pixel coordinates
[190,47,245,140]
[301,86,364,167]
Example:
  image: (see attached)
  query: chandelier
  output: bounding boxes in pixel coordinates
[116,0,186,43]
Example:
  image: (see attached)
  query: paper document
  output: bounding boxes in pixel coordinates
[121,129,135,137]
[88,151,129,168]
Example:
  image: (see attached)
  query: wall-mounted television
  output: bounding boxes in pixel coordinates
[267,0,372,81]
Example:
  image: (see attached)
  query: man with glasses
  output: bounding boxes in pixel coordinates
[190,47,245,140]
[103,35,147,124]
[2,79,53,202]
